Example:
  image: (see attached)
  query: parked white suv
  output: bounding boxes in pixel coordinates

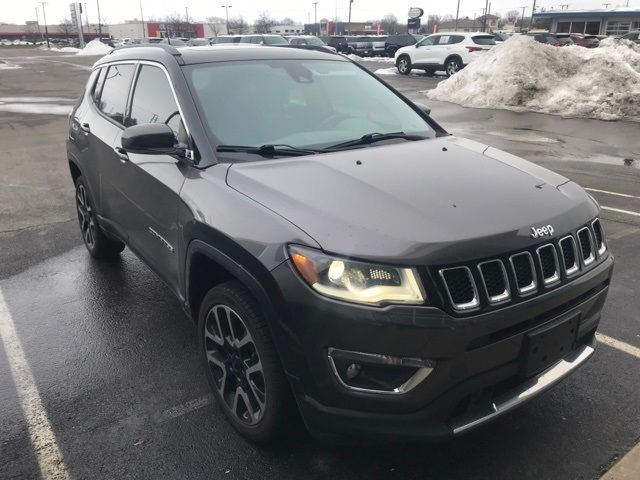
[394,32,496,77]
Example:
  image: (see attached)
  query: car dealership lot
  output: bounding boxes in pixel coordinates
[1,51,639,479]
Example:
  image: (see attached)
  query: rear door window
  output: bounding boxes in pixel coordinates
[98,64,136,125]
[448,35,465,44]
[92,67,107,101]
[436,35,449,45]
[472,35,496,45]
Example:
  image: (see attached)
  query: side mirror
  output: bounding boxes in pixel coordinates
[121,123,183,156]
[413,102,431,116]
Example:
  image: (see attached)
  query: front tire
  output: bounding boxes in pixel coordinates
[198,281,292,442]
[74,176,124,259]
[396,55,412,75]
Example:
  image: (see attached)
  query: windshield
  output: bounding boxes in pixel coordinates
[264,36,288,45]
[185,59,436,155]
[303,36,326,46]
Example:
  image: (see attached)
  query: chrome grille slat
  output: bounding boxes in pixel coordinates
[478,260,510,304]
[559,235,579,276]
[591,219,606,256]
[509,252,537,296]
[439,266,480,311]
[536,244,560,286]
[577,227,595,266]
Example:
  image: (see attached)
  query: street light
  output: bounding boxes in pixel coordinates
[347,0,353,35]
[313,2,319,36]
[520,6,527,32]
[221,5,232,34]
[455,0,460,32]
[39,2,50,49]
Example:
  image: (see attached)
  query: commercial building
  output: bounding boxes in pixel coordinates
[107,20,205,39]
[305,19,380,36]
[268,24,304,34]
[532,7,640,36]
[0,23,101,41]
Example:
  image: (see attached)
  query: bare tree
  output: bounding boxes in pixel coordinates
[424,14,441,34]
[24,22,40,42]
[228,16,248,34]
[253,11,275,34]
[278,17,296,25]
[380,13,399,34]
[164,13,194,38]
[206,16,226,37]
[58,18,76,42]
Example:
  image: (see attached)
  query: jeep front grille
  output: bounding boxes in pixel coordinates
[436,218,607,314]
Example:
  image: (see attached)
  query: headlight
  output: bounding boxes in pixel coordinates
[288,245,426,306]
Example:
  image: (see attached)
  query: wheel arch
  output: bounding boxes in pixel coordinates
[444,54,463,66]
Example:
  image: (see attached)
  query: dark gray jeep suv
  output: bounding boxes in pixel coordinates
[67,44,614,442]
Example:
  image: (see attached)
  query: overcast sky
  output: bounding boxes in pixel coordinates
[6,0,637,26]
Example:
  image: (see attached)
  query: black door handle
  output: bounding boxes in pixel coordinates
[114,146,129,162]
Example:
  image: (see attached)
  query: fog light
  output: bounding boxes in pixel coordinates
[327,347,435,395]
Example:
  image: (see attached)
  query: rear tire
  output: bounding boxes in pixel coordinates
[396,55,412,75]
[198,281,293,442]
[74,176,125,259]
[444,57,463,77]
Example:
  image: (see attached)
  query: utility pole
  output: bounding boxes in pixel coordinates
[348,0,353,35]
[455,0,460,32]
[482,0,489,31]
[529,0,537,31]
[221,5,231,34]
[39,2,50,49]
[313,2,319,35]
[96,0,102,37]
[35,7,43,40]
[185,6,189,23]
[520,6,527,32]
[139,0,145,38]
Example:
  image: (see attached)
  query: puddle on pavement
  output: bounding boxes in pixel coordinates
[0,96,74,115]
[0,60,22,70]
[573,154,639,169]
[486,130,561,144]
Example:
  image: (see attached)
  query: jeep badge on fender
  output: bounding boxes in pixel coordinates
[530,225,555,239]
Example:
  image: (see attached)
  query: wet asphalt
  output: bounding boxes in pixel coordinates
[0,50,639,480]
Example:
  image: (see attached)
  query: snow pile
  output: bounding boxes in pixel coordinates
[426,36,640,122]
[60,46,81,53]
[76,39,113,56]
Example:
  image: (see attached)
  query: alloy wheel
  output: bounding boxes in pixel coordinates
[204,304,266,425]
[76,184,96,249]
[398,58,408,73]
[446,60,460,76]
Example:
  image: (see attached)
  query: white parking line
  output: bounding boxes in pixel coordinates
[601,206,640,218]
[596,333,640,359]
[158,394,213,423]
[0,289,70,480]
[586,188,640,201]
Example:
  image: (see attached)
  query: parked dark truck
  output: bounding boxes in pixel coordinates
[67,44,613,443]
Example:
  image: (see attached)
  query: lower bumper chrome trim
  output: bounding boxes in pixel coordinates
[451,342,595,434]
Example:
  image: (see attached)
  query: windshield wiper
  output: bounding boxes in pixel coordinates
[216,144,318,157]
[322,132,428,151]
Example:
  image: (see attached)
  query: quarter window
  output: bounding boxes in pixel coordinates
[92,67,107,101]
[128,65,186,143]
[98,64,136,125]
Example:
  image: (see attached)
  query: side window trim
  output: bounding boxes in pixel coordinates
[92,61,138,129]
[123,63,142,127]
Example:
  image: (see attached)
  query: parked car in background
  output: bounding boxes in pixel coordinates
[395,32,496,77]
[569,34,600,48]
[385,34,424,57]
[187,38,212,46]
[620,31,640,43]
[369,36,388,56]
[143,37,187,46]
[239,34,288,45]
[212,35,242,44]
[345,36,374,56]
[527,33,573,47]
[320,35,350,53]
[288,35,336,53]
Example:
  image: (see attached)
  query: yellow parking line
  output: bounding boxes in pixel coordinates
[0,288,70,480]
[596,333,640,359]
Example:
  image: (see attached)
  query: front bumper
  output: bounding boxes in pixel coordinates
[270,254,613,441]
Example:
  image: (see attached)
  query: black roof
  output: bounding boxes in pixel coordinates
[95,44,343,68]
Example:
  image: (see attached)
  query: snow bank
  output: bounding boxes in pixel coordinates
[60,46,80,53]
[76,39,113,56]
[426,36,640,122]
[346,54,394,63]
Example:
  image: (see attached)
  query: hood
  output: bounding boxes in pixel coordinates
[226,136,598,265]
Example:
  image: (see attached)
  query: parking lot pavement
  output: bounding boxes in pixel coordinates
[1,51,639,480]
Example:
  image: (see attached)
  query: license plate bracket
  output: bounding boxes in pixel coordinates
[522,313,580,376]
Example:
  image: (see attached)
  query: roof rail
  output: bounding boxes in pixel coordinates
[110,43,182,56]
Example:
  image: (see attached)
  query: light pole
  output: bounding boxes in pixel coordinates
[482,0,489,31]
[348,0,353,35]
[454,0,460,32]
[313,2,319,35]
[35,6,43,40]
[529,0,537,32]
[221,5,232,34]
[185,6,189,23]
[520,6,527,32]
[139,0,145,38]
[39,2,50,49]
[96,0,102,37]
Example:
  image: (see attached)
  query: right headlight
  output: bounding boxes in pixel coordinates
[288,245,426,306]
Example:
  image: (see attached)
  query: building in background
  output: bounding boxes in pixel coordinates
[305,20,378,36]
[0,23,102,41]
[533,7,640,35]
[108,20,205,39]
